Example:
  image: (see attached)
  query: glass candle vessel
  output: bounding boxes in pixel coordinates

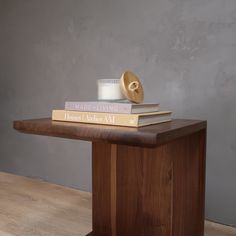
[97,79,125,101]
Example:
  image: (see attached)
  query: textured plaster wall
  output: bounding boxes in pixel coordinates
[0,0,236,226]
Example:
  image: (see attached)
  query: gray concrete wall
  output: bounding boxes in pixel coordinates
[0,0,236,226]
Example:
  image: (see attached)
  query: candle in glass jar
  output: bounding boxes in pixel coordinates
[97,79,125,100]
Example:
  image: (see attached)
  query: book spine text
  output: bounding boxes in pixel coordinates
[52,110,138,127]
[65,102,131,113]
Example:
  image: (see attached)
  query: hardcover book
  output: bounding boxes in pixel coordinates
[65,101,159,114]
[52,110,172,127]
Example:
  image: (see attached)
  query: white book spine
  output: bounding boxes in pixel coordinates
[65,102,132,114]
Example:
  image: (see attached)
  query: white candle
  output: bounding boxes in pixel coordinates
[97,79,125,100]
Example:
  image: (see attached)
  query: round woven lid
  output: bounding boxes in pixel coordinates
[120,71,144,103]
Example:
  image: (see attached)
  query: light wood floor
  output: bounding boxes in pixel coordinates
[0,172,91,236]
[0,172,235,236]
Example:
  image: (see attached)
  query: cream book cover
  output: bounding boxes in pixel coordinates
[52,110,172,127]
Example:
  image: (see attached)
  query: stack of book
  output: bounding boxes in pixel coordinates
[52,101,172,127]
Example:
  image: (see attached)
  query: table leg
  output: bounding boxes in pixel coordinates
[88,129,206,236]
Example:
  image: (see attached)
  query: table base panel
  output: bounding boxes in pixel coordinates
[85,232,93,236]
[90,129,206,236]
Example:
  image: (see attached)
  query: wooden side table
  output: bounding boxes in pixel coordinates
[14,118,206,236]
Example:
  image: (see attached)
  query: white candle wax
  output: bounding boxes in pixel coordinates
[97,79,125,100]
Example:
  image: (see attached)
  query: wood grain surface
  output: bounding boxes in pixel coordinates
[0,172,234,236]
[91,142,112,235]
[89,130,206,236]
[171,130,206,236]
[13,118,206,147]
[116,144,173,236]
[0,172,91,236]
[13,117,207,236]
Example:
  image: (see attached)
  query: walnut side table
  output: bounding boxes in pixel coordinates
[14,118,206,236]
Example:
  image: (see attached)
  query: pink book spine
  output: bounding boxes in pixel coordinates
[65,102,132,114]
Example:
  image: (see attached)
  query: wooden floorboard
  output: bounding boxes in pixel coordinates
[0,171,235,236]
[0,172,91,236]
[205,221,236,236]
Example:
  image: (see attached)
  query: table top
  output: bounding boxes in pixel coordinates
[13,118,206,147]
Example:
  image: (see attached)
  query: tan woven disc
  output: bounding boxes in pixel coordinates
[120,71,144,103]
